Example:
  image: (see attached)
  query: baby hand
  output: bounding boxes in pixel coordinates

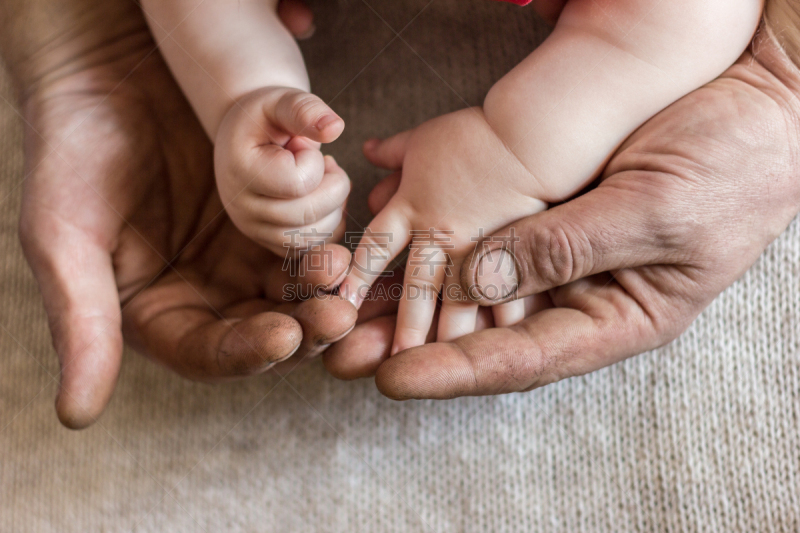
[340,108,549,354]
[215,87,350,256]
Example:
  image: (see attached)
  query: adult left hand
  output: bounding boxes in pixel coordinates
[325,26,800,399]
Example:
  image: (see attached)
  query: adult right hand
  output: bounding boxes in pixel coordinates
[3,0,355,429]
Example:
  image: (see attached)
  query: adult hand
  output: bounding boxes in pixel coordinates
[325,26,800,399]
[3,0,355,428]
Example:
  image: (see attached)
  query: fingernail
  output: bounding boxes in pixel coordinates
[272,342,301,366]
[316,114,340,131]
[305,343,329,359]
[475,248,518,301]
[297,23,316,40]
[326,324,356,345]
[363,138,380,151]
[343,289,362,310]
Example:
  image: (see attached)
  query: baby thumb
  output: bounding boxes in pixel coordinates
[270,89,344,143]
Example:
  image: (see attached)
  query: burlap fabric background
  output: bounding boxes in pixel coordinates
[1,0,799,530]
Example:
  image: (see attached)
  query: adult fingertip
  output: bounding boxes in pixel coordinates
[55,374,115,430]
[301,244,351,289]
[322,338,375,380]
[55,387,106,430]
[293,295,358,346]
[321,349,349,379]
[53,329,123,430]
[219,313,303,375]
[374,353,417,400]
[375,345,472,400]
[323,315,395,380]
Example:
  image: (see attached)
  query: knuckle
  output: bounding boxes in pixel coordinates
[643,291,703,347]
[527,222,589,288]
[398,324,429,338]
[640,198,707,267]
[605,174,694,255]
[232,202,258,226]
[653,318,688,347]
[651,208,693,250]
[527,224,573,287]
[631,181,692,245]
[404,276,440,302]
[511,347,550,391]
[460,330,552,394]
[357,230,387,252]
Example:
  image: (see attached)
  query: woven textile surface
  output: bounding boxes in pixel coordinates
[1,0,799,530]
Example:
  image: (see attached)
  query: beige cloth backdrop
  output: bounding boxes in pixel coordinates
[1,0,799,531]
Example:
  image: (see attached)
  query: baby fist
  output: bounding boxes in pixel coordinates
[215,87,348,256]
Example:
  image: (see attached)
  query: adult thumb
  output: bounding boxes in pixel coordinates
[20,218,123,429]
[461,181,683,305]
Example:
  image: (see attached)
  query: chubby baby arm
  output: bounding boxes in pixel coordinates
[141,0,348,254]
[484,0,764,201]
